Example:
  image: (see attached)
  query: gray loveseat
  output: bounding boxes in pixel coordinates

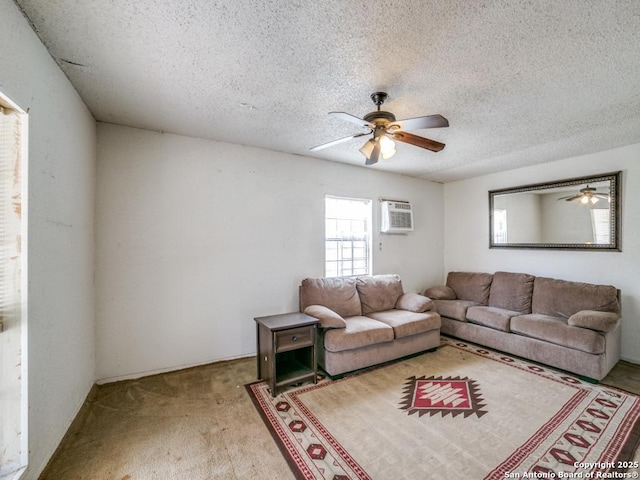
[425,271,621,381]
[300,274,441,376]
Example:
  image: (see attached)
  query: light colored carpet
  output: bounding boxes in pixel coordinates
[248,338,640,479]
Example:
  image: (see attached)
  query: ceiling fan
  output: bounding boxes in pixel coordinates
[310,92,449,166]
[557,185,610,204]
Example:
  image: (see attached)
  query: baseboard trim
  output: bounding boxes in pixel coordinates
[621,355,640,365]
[95,353,255,385]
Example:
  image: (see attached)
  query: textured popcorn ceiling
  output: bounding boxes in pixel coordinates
[15,0,640,182]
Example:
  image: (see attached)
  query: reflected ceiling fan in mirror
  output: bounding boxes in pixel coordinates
[557,185,610,205]
[310,92,449,165]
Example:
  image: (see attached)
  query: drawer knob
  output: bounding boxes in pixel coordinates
[292,336,297,341]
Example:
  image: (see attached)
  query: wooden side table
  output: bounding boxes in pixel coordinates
[255,312,318,397]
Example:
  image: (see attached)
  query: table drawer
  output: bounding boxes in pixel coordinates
[275,326,314,352]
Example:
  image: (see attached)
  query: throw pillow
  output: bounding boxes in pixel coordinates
[396,293,433,312]
[303,305,347,329]
[568,310,619,333]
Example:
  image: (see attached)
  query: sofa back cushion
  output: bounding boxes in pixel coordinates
[446,272,493,305]
[356,274,404,315]
[300,277,362,317]
[531,276,620,319]
[488,271,535,313]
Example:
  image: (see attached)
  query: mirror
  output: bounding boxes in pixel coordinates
[489,171,621,250]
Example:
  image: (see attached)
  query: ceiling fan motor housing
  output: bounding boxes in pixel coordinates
[363,110,396,126]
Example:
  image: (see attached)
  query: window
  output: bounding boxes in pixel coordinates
[325,196,372,277]
[591,209,610,244]
[493,209,508,244]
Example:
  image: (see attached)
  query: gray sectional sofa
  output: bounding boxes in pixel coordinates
[425,271,621,381]
[299,274,441,376]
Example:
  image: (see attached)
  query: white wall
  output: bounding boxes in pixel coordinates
[95,123,444,382]
[0,1,96,479]
[444,143,640,363]
[540,192,596,243]
[494,192,542,243]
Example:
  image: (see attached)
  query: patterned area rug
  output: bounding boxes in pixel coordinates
[246,338,640,480]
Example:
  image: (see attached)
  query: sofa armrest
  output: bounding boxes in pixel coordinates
[568,310,620,333]
[395,293,433,313]
[303,305,346,329]
[423,285,456,300]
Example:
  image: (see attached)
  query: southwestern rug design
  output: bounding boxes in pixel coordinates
[246,338,640,480]
[399,375,488,419]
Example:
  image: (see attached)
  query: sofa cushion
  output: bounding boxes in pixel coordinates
[300,277,362,318]
[510,314,605,354]
[396,293,433,313]
[531,277,620,318]
[424,285,456,300]
[488,271,534,313]
[568,310,620,333]
[433,299,481,322]
[466,306,520,332]
[446,272,493,304]
[322,316,394,353]
[367,310,441,339]
[356,274,404,315]
[303,305,346,329]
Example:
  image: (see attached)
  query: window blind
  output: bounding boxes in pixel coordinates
[0,104,25,477]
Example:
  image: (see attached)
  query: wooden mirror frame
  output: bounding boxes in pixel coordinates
[489,171,621,251]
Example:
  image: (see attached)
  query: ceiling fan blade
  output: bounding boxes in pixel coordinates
[388,114,449,131]
[560,194,583,202]
[365,140,381,165]
[329,111,375,129]
[309,132,371,151]
[390,131,445,152]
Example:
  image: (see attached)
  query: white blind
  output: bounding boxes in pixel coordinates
[0,104,25,477]
[0,106,22,325]
[591,208,611,244]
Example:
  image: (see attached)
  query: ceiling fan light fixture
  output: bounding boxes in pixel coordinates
[359,139,375,158]
[381,145,396,160]
[576,194,600,205]
[379,135,396,159]
[382,148,396,160]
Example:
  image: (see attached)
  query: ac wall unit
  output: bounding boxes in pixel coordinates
[380,200,413,233]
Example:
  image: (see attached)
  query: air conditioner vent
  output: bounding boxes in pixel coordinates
[380,200,413,234]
